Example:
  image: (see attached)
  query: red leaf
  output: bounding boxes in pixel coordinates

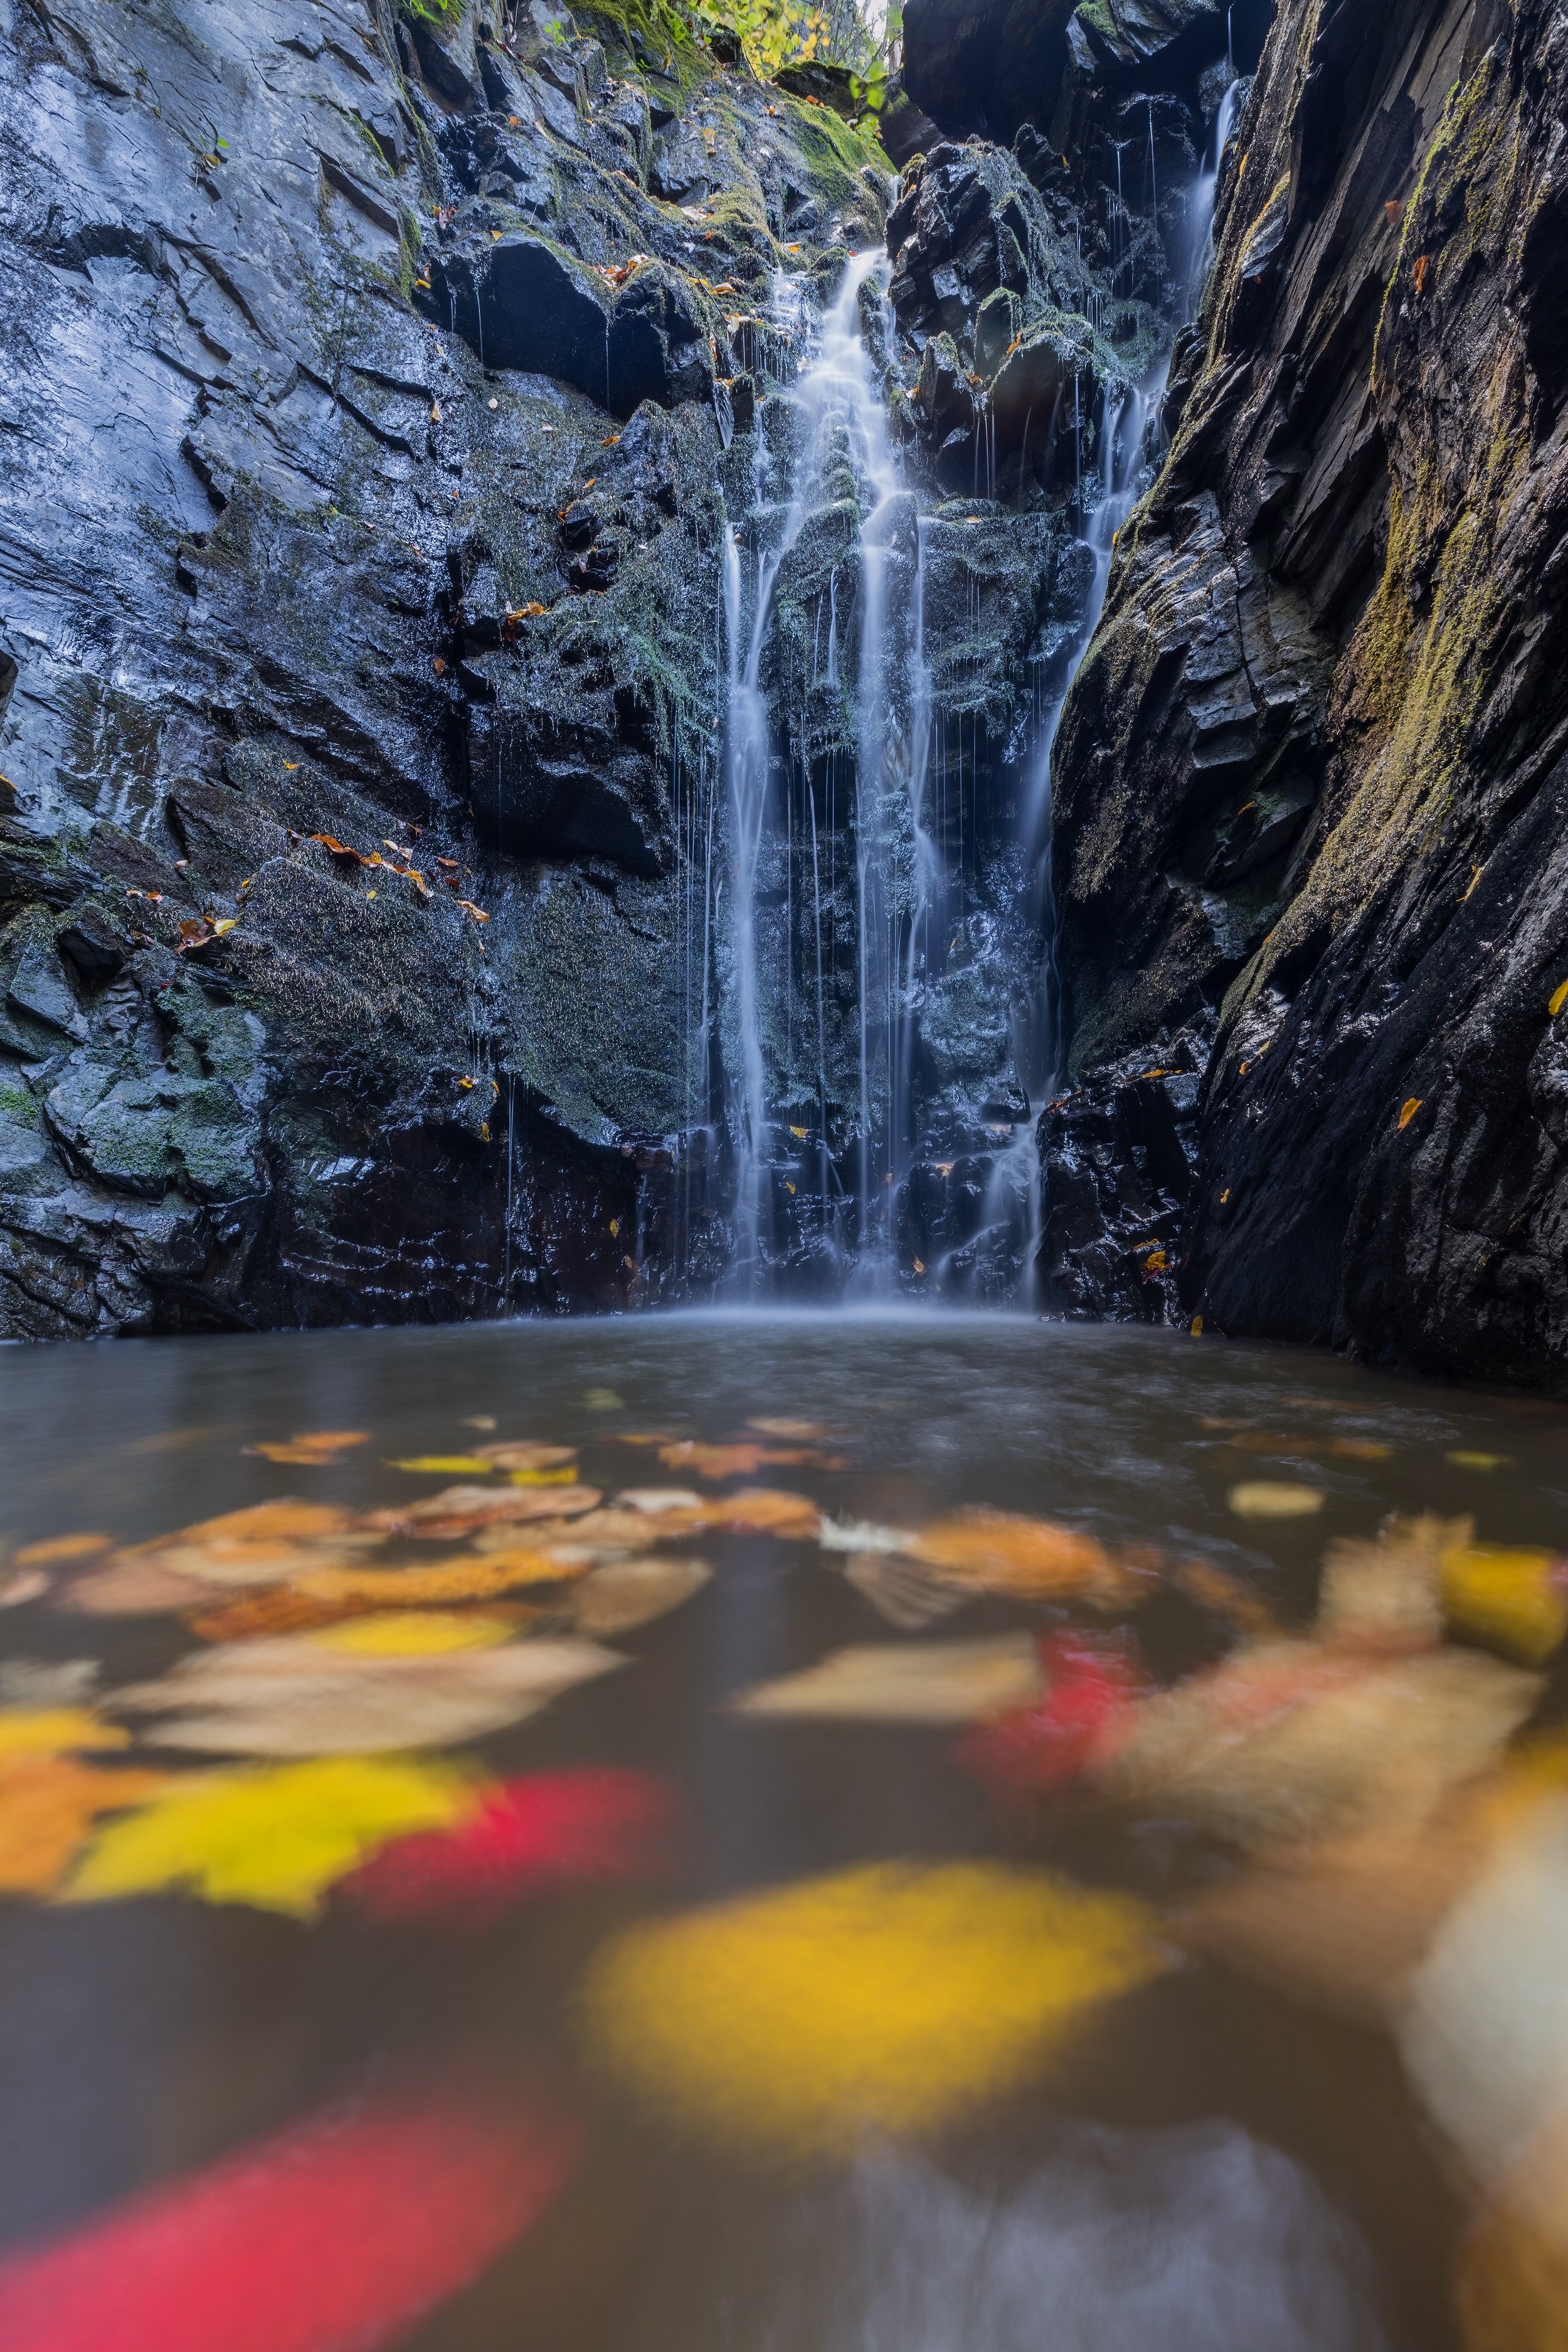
[955,1633,1144,1801]
[0,2059,581,2352]
[341,1767,682,1929]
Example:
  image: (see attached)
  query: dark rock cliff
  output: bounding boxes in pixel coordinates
[0,0,889,1330]
[1047,0,1568,1388]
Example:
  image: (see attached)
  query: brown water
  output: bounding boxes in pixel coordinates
[2,1311,1567,2351]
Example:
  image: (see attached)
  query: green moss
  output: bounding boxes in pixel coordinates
[0,1086,39,1130]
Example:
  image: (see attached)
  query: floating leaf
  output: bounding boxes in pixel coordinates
[696,1487,829,1539]
[573,1557,711,1634]
[474,1442,578,1473]
[102,1501,381,1592]
[0,1755,168,1895]
[730,1634,1044,1725]
[842,1551,965,1631]
[908,1508,1150,1610]
[747,1417,830,1439]
[1172,1560,1278,1637]
[0,1707,126,1758]
[578,1862,1168,2156]
[1096,1641,1540,1850]
[956,1634,1145,1800]
[386,1455,500,1475]
[247,1432,369,1465]
[1316,1514,1461,1651]
[1227,1482,1326,1519]
[64,1755,475,1915]
[0,2058,582,2352]
[303,1610,523,1657]
[657,1439,827,1481]
[298,1548,595,1610]
[1448,1451,1514,1472]
[1442,1543,1568,1665]
[10,1533,111,1568]
[110,1633,628,1756]
[340,1768,683,1928]
[362,1483,600,1538]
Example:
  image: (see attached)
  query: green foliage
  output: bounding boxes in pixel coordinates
[397,0,460,26]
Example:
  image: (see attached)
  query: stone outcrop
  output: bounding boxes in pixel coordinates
[1047,0,1568,1388]
[0,0,887,1332]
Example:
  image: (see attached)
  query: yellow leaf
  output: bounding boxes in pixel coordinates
[0,1708,126,1758]
[1442,1543,1568,1665]
[12,1533,112,1567]
[210,917,237,936]
[386,1455,499,1475]
[62,1755,477,1917]
[1226,1482,1325,1519]
[1550,978,1568,1017]
[304,1610,520,1658]
[578,1863,1168,2156]
[1398,1097,1422,1130]
[1447,1450,1513,1471]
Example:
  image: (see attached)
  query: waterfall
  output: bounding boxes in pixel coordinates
[1185,75,1243,316]
[721,250,931,1293]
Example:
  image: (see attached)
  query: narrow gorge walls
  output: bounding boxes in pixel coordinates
[1045,0,1568,1388]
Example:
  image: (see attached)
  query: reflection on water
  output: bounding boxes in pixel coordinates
[0,1312,1562,2351]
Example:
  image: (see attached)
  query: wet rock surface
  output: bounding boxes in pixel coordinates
[1050,0,1568,1386]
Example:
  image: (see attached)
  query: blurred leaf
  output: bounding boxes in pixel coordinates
[731,1634,1044,1724]
[474,1443,578,1473]
[908,1508,1151,1610]
[573,1558,711,1634]
[0,2057,583,2352]
[1097,1641,1540,1849]
[692,1487,823,1538]
[64,1756,476,1915]
[303,1611,523,1657]
[386,1456,500,1475]
[1226,1482,1326,1519]
[1442,1543,1568,1665]
[956,1634,1145,1800]
[0,1756,168,1895]
[340,1767,683,1927]
[110,1633,628,1756]
[248,1433,369,1465]
[10,1533,111,1568]
[1316,1514,1463,1651]
[578,1862,1168,2156]
[362,1484,601,1538]
[657,1440,839,1480]
[298,1549,594,1608]
[0,1707,126,1758]
[842,1551,965,1630]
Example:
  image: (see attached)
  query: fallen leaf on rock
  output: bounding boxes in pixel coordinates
[64,1755,475,1915]
[1095,1641,1540,1850]
[956,1634,1145,1799]
[1227,1482,1326,1519]
[341,1768,682,1927]
[573,1556,711,1634]
[363,1483,600,1538]
[731,1634,1044,1725]
[578,1861,1168,2156]
[0,2057,582,2352]
[0,1755,169,1895]
[110,1632,628,1755]
[1442,1542,1568,1664]
[908,1508,1150,1611]
[842,1551,965,1631]
[248,1432,369,1465]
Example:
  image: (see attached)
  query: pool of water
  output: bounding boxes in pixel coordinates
[1,1312,1565,2351]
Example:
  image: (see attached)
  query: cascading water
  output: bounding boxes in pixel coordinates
[711,64,1245,1302]
[721,250,934,1292]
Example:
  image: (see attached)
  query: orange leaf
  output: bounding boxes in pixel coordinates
[1398,1097,1422,1130]
[908,1508,1149,1610]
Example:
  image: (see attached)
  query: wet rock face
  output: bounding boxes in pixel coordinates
[1034,1030,1207,1322]
[1050,0,1568,1387]
[0,0,887,1334]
